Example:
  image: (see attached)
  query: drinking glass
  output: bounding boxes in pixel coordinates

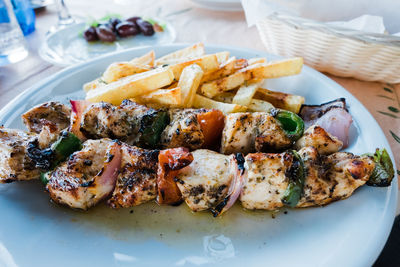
[0,0,28,66]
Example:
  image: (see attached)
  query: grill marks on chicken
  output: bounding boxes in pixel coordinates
[108,143,159,208]
[174,150,233,211]
[160,109,205,150]
[297,147,374,207]
[295,125,343,155]
[22,102,71,148]
[22,102,71,133]
[237,147,375,210]
[46,139,120,210]
[80,100,152,144]
[221,112,291,154]
[240,152,293,210]
[0,128,40,183]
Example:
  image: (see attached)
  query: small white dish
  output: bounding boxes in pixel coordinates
[39,18,176,66]
[0,44,396,267]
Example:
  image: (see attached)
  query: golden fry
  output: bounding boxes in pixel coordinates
[86,67,174,105]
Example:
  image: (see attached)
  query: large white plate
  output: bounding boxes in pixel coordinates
[0,44,397,267]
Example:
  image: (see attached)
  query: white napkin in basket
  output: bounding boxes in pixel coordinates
[241,0,400,35]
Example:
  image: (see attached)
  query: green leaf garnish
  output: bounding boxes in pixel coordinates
[378,111,399,118]
[383,87,394,93]
[390,130,400,144]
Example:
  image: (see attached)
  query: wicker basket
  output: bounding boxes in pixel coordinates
[256,13,400,83]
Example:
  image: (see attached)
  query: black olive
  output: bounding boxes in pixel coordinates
[136,19,155,36]
[83,26,98,42]
[116,21,140,37]
[109,18,122,30]
[126,16,141,25]
[95,25,116,42]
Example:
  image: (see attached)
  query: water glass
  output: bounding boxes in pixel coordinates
[0,0,28,66]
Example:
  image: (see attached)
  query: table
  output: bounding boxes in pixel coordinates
[1,0,399,202]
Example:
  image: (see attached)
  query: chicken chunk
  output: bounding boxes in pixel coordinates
[22,102,71,148]
[80,100,155,144]
[221,112,291,154]
[46,139,121,210]
[22,101,71,133]
[108,143,159,208]
[160,109,205,150]
[174,149,234,211]
[240,152,293,210]
[297,147,375,207]
[0,128,40,183]
[295,125,343,155]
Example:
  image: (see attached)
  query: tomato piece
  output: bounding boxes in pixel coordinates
[157,147,194,205]
[196,109,225,149]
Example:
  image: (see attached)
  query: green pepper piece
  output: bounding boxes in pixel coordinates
[139,111,170,148]
[274,110,305,142]
[366,148,394,187]
[50,131,83,168]
[40,172,50,185]
[281,150,306,207]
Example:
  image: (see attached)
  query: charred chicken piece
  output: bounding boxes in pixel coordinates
[240,152,294,210]
[295,125,343,155]
[160,109,205,150]
[22,102,71,148]
[174,149,235,212]
[46,139,121,210]
[108,143,159,208]
[221,112,293,154]
[297,147,375,207]
[80,100,169,148]
[0,128,40,183]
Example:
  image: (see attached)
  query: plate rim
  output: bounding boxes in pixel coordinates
[0,43,397,266]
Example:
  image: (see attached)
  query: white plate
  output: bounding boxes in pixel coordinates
[189,0,243,11]
[39,19,176,67]
[0,44,397,267]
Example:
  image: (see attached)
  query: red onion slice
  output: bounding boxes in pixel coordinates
[90,142,121,198]
[314,109,353,148]
[70,100,91,140]
[211,153,245,217]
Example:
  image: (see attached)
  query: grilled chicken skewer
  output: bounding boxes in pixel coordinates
[31,135,391,215]
[0,100,346,184]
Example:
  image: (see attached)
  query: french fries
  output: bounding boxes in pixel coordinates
[200,58,303,98]
[215,51,230,64]
[248,57,267,65]
[255,87,305,113]
[133,87,182,107]
[83,78,105,92]
[213,92,235,103]
[130,50,155,67]
[201,57,248,83]
[193,94,247,113]
[83,43,305,114]
[102,63,150,83]
[232,81,262,106]
[168,53,220,79]
[155,43,205,65]
[85,67,174,105]
[178,64,204,107]
[247,98,274,112]
[256,57,303,79]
